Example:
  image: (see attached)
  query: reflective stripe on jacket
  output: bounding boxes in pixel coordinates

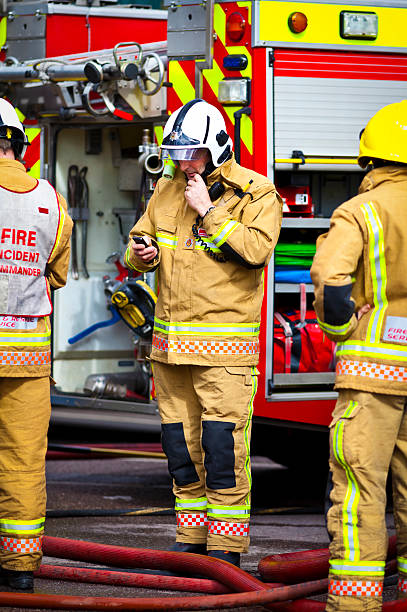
[311,166,407,395]
[125,156,282,366]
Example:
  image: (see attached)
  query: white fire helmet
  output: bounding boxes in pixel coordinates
[0,98,29,158]
[161,99,233,167]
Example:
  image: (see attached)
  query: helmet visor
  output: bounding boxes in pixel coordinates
[160,147,207,161]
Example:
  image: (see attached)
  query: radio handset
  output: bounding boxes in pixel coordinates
[208,181,225,202]
[192,181,228,263]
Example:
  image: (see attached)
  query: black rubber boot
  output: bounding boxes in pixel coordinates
[171,542,207,554]
[0,569,34,590]
[208,550,241,567]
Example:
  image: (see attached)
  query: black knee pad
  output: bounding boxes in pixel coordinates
[161,422,200,486]
[202,420,236,489]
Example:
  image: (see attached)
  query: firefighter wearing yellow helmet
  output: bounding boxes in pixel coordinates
[124,98,282,567]
[0,99,72,590]
[311,100,407,611]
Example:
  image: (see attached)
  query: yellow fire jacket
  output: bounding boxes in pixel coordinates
[0,159,72,377]
[125,156,282,366]
[311,165,407,395]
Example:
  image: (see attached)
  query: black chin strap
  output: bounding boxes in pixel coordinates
[201,161,216,183]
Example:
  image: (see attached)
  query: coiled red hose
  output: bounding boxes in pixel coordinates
[35,563,231,593]
[0,535,400,610]
[39,535,327,610]
[43,535,272,593]
[0,578,328,610]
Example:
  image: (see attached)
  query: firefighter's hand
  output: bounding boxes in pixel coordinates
[131,236,157,263]
[185,174,213,217]
[357,304,371,320]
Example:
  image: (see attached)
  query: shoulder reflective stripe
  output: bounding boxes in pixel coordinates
[330,559,385,576]
[332,401,360,562]
[211,220,240,247]
[317,317,352,336]
[361,202,388,344]
[337,341,407,361]
[154,318,260,337]
[156,232,178,250]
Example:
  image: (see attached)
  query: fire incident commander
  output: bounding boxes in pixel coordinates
[0,98,72,590]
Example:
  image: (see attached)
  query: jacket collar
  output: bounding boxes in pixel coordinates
[207,154,243,188]
[359,165,407,194]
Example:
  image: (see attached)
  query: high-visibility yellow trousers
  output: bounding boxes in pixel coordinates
[326,389,407,612]
[0,377,51,570]
[153,363,258,553]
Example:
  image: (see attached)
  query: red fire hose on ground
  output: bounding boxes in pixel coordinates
[258,535,397,583]
[0,534,402,610]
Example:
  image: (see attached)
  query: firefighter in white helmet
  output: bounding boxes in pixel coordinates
[125,98,282,567]
[311,100,407,611]
[0,98,72,590]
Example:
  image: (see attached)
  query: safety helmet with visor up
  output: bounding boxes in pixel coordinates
[0,98,29,159]
[160,99,232,167]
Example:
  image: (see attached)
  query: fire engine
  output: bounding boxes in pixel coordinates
[0,0,406,469]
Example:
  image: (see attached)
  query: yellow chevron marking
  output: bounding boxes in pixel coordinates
[25,127,41,178]
[15,108,25,122]
[154,125,164,145]
[28,159,41,179]
[213,6,252,79]
[0,17,6,49]
[169,62,195,104]
[202,58,224,100]
[202,59,253,155]
[214,4,227,46]
[25,127,40,140]
[237,1,251,25]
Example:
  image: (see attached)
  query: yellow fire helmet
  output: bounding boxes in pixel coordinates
[358,100,407,168]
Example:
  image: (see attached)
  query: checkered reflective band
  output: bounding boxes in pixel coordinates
[337,360,407,382]
[0,351,51,366]
[208,520,249,537]
[152,335,258,355]
[398,577,407,593]
[176,513,208,527]
[0,536,43,553]
[329,579,383,597]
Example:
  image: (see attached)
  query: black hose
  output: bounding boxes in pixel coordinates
[46,506,323,518]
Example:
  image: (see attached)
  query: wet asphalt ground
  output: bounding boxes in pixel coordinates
[2,428,397,612]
